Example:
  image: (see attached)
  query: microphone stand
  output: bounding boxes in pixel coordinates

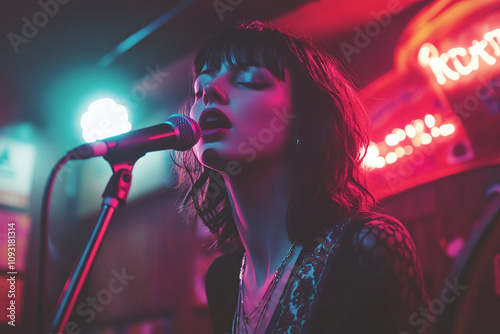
[48,151,143,334]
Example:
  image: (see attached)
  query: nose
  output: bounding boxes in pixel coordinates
[202,83,228,106]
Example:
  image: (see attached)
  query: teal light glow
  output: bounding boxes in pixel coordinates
[80,98,132,142]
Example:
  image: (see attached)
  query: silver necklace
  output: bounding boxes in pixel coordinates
[232,242,296,334]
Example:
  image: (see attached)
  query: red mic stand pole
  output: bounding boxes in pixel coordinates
[48,151,142,334]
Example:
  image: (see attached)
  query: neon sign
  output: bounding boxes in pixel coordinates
[363,114,456,169]
[418,29,500,85]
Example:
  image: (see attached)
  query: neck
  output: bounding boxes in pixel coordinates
[223,159,297,287]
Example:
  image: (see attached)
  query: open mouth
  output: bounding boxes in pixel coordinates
[199,108,232,131]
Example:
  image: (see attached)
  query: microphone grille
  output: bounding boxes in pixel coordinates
[166,114,201,151]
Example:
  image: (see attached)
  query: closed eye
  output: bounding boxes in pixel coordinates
[237,82,267,89]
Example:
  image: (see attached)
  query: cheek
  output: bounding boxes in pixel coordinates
[243,91,292,129]
[254,93,293,139]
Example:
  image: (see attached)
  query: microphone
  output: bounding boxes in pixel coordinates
[68,114,201,160]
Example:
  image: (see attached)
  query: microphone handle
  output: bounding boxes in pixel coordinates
[68,122,179,160]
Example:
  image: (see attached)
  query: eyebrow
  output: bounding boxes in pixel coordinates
[195,64,266,80]
[195,68,217,81]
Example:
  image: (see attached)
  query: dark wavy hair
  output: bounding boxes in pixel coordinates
[173,21,375,251]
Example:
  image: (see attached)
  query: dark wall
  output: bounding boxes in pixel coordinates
[379,165,500,333]
[57,189,215,334]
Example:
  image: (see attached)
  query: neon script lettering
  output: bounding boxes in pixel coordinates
[418,29,500,85]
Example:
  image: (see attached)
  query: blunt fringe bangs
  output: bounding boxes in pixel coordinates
[193,21,289,82]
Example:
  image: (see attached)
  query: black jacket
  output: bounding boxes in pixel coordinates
[205,212,429,334]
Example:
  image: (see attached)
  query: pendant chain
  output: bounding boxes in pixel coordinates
[232,242,296,334]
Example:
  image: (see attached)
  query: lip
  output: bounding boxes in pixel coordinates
[201,128,231,142]
[199,108,232,131]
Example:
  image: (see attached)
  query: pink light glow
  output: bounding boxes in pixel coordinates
[371,115,456,169]
[413,119,425,133]
[395,147,405,157]
[404,145,413,155]
[446,236,464,258]
[412,137,421,147]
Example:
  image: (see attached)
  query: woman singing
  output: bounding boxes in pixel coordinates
[174,20,429,334]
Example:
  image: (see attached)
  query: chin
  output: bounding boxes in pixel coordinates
[199,147,250,178]
[199,148,229,172]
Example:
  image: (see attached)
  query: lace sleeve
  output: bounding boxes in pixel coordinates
[311,216,430,334]
[351,219,429,332]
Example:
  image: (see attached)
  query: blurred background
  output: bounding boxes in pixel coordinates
[1,0,500,333]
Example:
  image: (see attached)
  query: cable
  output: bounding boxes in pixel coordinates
[37,153,71,334]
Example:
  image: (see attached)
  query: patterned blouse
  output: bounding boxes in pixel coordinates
[205,212,429,334]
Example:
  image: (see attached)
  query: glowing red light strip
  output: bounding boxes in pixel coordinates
[363,114,455,169]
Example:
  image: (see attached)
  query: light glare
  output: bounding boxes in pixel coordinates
[404,145,413,155]
[405,124,417,138]
[395,147,405,157]
[385,134,399,146]
[440,124,456,136]
[81,98,131,143]
[431,127,440,137]
[424,114,436,128]
[421,133,432,145]
[385,152,398,164]
[376,156,386,168]
[413,119,425,133]
[394,128,406,141]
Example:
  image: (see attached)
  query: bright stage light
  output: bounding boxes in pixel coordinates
[385,134,399,146]
[385,152,398,164]
[424,114,436,128]
[440,124,456,136]
[80,98,132,143]
[395,147,405,157]
[393,128,406,141]
[405,124,417,138]
[404,145,413,155]
[420,133,432,145]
